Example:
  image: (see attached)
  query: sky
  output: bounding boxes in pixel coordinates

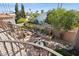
[0,3,79,13]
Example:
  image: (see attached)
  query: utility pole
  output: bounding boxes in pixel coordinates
[60,3,62,8]
[57,3,59,8]
[57,3,62,8]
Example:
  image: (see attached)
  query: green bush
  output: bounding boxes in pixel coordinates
[55,48,72,56]
[46,8,76,31]
[21,26,28,30]
[17,18,28,24]
[21,22,36,30]
[40,29,48,35]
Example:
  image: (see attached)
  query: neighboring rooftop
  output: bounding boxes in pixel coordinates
[35,12,47,24]
[0,21,8,29]
[0,14,15,20]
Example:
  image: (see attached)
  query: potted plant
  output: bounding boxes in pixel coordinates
[46,8,77,41]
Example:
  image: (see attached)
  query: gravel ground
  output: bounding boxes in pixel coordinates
[0,29,68,56]
[0,30,51,56]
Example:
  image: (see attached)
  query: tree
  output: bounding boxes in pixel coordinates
[15,3,20,23]
[73,11,79,28]
[29,8,31,11]
[29,10,39,23]
[21,3,26,18]
[47,8,66,30]
[62,10,76,31]
[46,8,76,39]
[36,10,39,13]
[41,10,44,14]
[46,8,76,31]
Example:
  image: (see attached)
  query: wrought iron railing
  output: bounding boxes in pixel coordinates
[0,29,63,56]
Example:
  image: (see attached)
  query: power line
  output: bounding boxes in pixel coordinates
[0,3,14,14]
[2,3,7,14]
[0,3,4,13]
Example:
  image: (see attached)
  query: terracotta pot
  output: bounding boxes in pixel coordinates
[62,29,78,43]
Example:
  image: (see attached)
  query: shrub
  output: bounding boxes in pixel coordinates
[17,18,28,24]
[62,10,76,31]
[21,26,28,30]
[55,48,72,56]
[40,29,48,35]
[46,8,76,31]
[21,22,36,30]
